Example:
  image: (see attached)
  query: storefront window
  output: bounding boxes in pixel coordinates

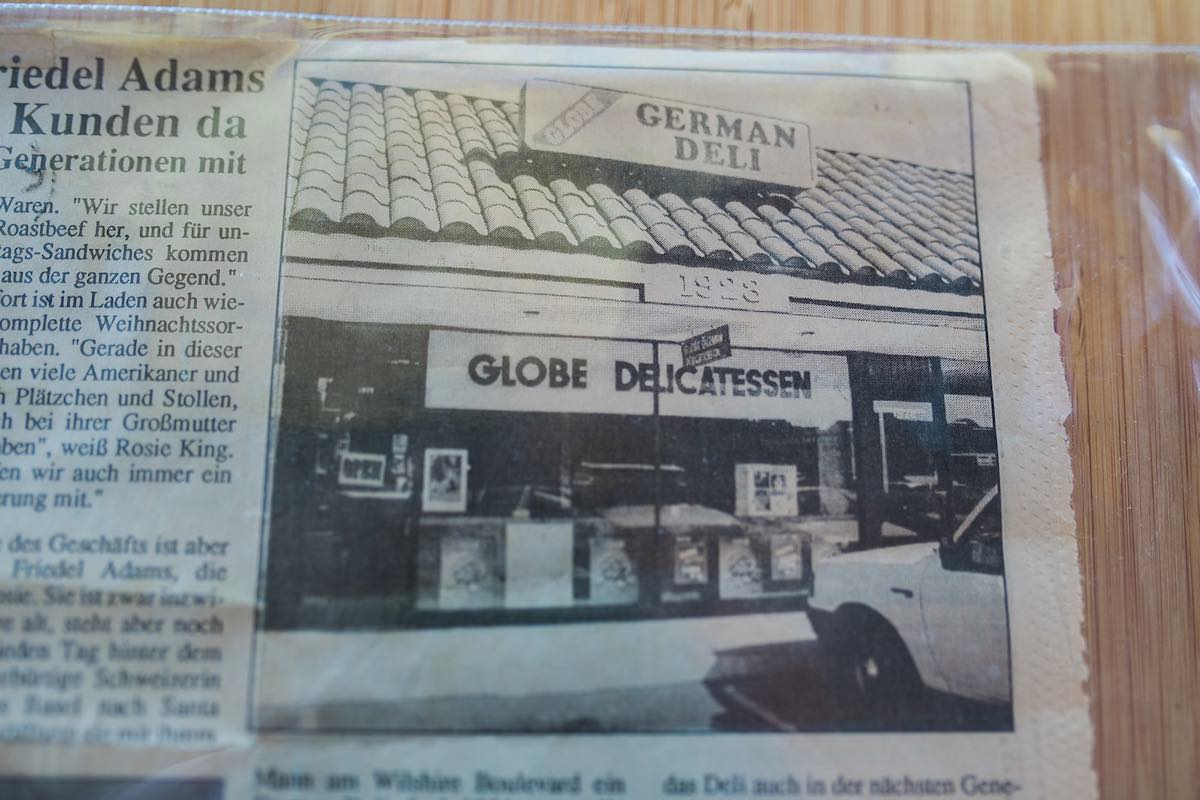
[266,319,869,628]
[411,411,660,615]
[657,413,850,605]
[945,392,999,531]
[873,399,943,539]
[841,354,996,546]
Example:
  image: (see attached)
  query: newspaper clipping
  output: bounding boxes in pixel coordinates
[0,23,1093,800]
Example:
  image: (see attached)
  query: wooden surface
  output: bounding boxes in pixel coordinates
[17,1,1200,797]
[1041,52,1200,800]
[28,0,1200,45]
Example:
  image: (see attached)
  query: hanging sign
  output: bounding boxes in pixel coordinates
[681,324,732,368]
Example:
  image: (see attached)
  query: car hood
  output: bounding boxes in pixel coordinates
[600,503,740,529]
[822,541,938,566]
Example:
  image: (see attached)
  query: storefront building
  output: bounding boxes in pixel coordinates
[262,76,999,632]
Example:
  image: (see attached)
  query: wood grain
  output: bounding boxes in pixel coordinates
[25,0,1200,45]
[10,1,1200,797]
[1041,52,1200,800]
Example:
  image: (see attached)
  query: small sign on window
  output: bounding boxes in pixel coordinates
[338,451,387,488]
[680,324,732,368]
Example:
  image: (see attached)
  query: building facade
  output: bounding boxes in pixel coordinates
[261,76,999,633]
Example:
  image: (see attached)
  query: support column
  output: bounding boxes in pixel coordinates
[930,358,952,539]
[848,353,885,548]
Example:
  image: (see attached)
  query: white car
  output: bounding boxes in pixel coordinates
[807,486,1009,711]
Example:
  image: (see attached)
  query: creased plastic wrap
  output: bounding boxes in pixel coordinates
[0,6,1196,799]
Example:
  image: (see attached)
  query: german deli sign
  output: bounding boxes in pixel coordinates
[522,80,816,188]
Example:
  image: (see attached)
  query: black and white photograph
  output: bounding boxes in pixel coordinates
[255,58,1010,735]
[422,448,469,512]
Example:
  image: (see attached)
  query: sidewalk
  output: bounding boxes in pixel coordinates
[255,612,815,733]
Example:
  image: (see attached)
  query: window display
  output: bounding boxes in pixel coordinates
[735,463,798,517]
[436,533,501,610]
[264,318,994,629]
[338,451,387,489]
[422,448,469,513]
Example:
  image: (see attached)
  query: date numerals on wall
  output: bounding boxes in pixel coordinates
[678,272,761,305]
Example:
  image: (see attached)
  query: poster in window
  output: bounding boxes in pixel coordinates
[437,535,501,610]
[768,533,806,582]
[719,536,764,599]
[391,434,413,499]
[505,522,575,609]
[734,463,798,517]
[589,537,639,605]
[423,448,468,512]
[338,451,387,488]
[673,535,708,585]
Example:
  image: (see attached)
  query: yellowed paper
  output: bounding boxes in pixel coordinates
[0,24,1092,799]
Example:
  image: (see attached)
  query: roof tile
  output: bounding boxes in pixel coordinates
[288,78,984,293]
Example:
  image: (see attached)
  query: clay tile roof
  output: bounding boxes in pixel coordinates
[287,78,985,294]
